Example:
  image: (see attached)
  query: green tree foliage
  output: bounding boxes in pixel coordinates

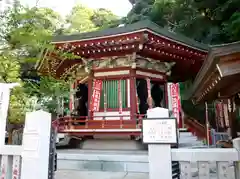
[223,11,240,41]
[0,50,26,123]
[125,0,155,24]
[91,8,120,29]
[171,0,240,44]
[65,4,96,33]
[126,0,239,126]
[65,4,119,33]
[0,3,67,122]
[0,1,119,123]
[126,0,240,44]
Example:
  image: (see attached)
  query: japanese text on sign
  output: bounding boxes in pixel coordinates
[143,118,177,144]
[90,80,103,112]
[170,83,181,126]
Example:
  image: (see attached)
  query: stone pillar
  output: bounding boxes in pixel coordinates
[0,86,9,147]
[21,110,52,179]
[146,107,173,179]
[233,137,240,179]
[0,83,19,147]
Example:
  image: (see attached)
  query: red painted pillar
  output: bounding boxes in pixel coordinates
[130,69,136,121]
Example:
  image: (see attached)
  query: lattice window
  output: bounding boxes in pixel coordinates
[100,80,127,109]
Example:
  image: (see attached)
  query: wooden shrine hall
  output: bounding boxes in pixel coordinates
[188,41,240,139]
[36,20,208,137]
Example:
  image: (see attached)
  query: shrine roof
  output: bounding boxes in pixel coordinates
[37,20,210,81]
[187,41,240,103]
[52,20,208,51]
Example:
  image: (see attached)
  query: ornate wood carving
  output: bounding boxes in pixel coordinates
[91,55,175,75]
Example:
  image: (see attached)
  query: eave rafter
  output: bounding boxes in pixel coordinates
[145,32,207,60]
[193,49,240,104]
[55,32,144,55]
[195,72,222,103]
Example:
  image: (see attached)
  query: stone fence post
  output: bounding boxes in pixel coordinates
[233,137,240,179]
[21,110,52,179]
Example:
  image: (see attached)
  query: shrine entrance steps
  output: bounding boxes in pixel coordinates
[76,132,204,150]
[178,131,205,148]
[56,132,205,176]
[56,149,202,178]
[68,131,205,150]
[79,137,146,150]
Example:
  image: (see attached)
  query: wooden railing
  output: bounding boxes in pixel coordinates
[184,115,211,143]
[54,114,145,133]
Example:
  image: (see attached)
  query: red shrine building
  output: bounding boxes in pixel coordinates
[36,20,208,138]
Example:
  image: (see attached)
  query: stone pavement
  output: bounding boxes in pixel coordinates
[56,171,148,179]
[55,170,235,179]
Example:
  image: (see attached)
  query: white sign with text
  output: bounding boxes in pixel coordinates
[143,118,177,144]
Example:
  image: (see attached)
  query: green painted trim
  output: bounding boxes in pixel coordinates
[100,80,127,109]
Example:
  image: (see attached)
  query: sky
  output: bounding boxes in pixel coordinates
[20,0,132,17]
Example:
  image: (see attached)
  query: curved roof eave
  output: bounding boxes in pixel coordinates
[186,41,240,102]
[51,20,209,52]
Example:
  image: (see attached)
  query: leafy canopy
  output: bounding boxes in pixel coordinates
[0,1,120,123]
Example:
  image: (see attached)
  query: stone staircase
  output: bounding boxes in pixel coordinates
[56,131,205,176]
[178,131,204,148]
[64,131,205,150]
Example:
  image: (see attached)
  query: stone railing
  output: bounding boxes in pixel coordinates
[57,139,240,179]
[173,148,238,178]
[0,145,22,178]
[174,138,240,179]
[0,111,54,179]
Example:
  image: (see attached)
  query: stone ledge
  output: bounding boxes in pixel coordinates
[57,159,149,173]
[58,152,148,163]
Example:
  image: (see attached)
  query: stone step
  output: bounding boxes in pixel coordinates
[78,132,202,150]
[179,132,204,148]
[66,131,204,150]
[56,171,149,179]
[80,139,146,150]
[57,149,181,175]
[179,132,194,137]
[57,149,149,173]
[56,149,219,178]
